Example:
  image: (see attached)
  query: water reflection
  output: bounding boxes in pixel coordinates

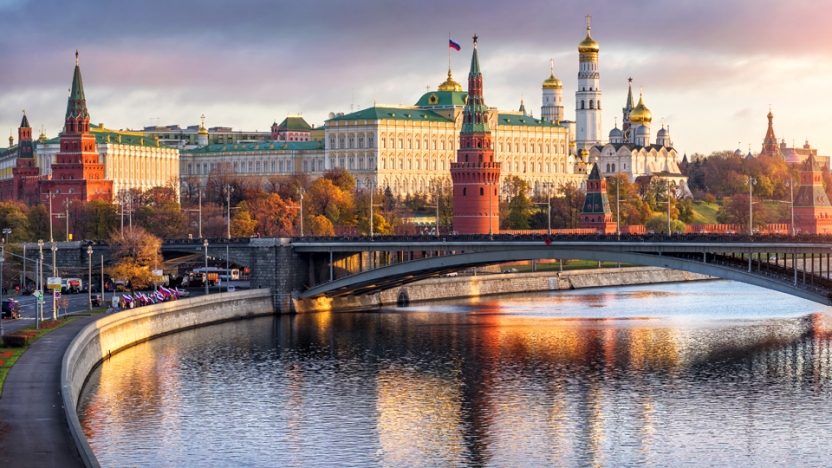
[79,281,832,467]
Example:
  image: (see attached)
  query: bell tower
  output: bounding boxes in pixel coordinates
[575,16,603,152]
[451,35,501,235]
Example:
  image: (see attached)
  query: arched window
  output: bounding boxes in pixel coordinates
[606,163,610,172]
[463,187,467,196]
[581,101,585,109]
[589,100,594,109]
[598,100,601,110]
[480,187,484,196]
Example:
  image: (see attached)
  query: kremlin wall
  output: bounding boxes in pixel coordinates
[1,19,831,235]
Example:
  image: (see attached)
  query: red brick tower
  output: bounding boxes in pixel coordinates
[578,163,616,233]
[12,112,39,202]
[40,52,113,204]
[794,153,832,234]
[451,35,501,234]
[760,109,780,159]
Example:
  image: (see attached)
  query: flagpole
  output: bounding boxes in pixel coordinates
[448,32,451,72]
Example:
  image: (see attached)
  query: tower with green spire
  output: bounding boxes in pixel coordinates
[40,51,113,204]
[622,77,635,140]
[451,35,501,235]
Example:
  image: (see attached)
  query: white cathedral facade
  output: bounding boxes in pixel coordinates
[542,18,687,187]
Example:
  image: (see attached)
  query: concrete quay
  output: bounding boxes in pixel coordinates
[293,266,715,313]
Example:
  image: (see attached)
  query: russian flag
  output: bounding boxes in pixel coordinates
[449,39,461,51]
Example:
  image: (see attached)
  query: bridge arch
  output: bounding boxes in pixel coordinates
[301,248,832,306]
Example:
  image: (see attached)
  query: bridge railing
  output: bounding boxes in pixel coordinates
[291,233,832,244]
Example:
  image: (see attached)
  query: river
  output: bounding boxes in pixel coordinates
[78,280,832,467]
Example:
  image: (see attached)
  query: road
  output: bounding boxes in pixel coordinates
[0,281,250,335]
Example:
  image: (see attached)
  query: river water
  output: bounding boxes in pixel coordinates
[78,280,832,467]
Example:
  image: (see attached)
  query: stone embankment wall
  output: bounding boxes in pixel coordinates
[294,267,714,313]
[61,289,274,468]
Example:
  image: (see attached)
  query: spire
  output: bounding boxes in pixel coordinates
[20,110,30,129]
[519,95,526,115]
[625,77,634,110]
[469,34,481,78]
[65,50,89,124]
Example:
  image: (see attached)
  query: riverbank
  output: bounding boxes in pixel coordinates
[293,266,715,313]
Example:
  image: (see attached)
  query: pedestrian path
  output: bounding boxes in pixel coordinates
[0,316,99,467]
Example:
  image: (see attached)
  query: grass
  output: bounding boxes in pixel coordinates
[503,260,639,272]
[689,202,721,225]
[0,318,76,397]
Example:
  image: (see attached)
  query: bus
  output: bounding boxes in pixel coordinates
[192,267,240,282]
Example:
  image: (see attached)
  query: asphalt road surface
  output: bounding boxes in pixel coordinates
[0,282,249,336]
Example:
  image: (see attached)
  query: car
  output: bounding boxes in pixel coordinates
[91,294,103,307]
[226,286,236,292]
[502,268,519,274]
[2,299,20,319]
[176,288,190,298]
[442,272,459,277]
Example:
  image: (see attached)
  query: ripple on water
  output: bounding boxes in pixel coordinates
[78,281,832,467]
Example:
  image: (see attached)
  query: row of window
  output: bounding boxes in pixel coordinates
[330,135,375,149]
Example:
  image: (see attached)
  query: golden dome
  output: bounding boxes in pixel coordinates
[438,69,462,92]
[629,92,652,125]
[578,27,599,54]
[543,71,562,89]
[38,130,47,142]
[198,125,208,136]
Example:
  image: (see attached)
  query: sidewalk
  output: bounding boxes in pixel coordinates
[0,316,99,467]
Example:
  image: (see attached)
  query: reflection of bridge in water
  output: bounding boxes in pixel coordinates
[295,234,832,306]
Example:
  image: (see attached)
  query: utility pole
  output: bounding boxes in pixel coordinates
[51,242,57,320]
[64,199,71,241]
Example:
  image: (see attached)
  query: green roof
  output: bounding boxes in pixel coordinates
[90,126,171,148]
[184,140,323,154]
[328,107,453,123]
[496,113,561,128]
[414,90,468,108]
[278,116,312,132]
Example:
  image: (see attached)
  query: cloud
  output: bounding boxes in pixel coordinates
[3,0,832,155]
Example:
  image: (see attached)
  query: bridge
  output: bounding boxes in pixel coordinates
[23,234,832,311]
[294,234,832,307]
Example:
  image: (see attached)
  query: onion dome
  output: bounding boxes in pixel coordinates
[38,129,48,142]
[543,60,562,89]
[198,114,208,136]
[656,126,668,138]
[8,132,13,147]
[786,146,801,164]
[734,148,743,156]
[629,91,652,125]
[578,27,600,54]
[767,110,774,120]
[636,125,650,137]
[609,126,623,140]
[438,69,463,92]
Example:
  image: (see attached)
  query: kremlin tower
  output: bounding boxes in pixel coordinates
[11,111,39,202]
[578,163,616,234]
[40,52,113,204]
[451,35,501,235]
[794,153,832,234]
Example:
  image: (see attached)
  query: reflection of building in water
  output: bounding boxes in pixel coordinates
[375,367,465,465]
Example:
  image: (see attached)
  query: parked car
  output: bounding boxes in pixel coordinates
[176,288,190,298]
[2,299,20,319]
[502,268,519,274]
[91,293,103,307]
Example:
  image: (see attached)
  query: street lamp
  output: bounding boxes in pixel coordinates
[609,178,621,236]
[226,185,234,239]
[745,176,757,236]
[51,242,57,320]
[87,245,93,311]
[198,189,204,238]
[785,179,796,236]
[203,239,209,296]
[37,239,43,329]
[366,181,377,238]
[0,231,7,338]
[42,191,55,242]
[299,192,304,237]
[486,179,498,239]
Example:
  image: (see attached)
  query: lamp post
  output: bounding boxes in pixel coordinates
[745,176,757,236]
[43,191,55,242]
[0,231,7,338]
[667,183,673,237]
[610,178,621,236]
[226,185,234,239]
[366,182,377,238]
[51,242,57,319]
[198,189,203,238]
[487,179,498,239]
[203,239,209,296]
[37,239,43,329]
[785,179,796,236]
[86,245,92,311]
[63,198,71,241]
[299,192,304,237]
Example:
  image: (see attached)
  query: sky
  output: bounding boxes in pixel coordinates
[0,0,830,156]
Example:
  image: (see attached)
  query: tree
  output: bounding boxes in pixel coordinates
[306,178,354,225]
[306,214,335,236]
[27,204,51,242]
[645,214,686,234]
[108,226,161,291]
[248,193,295,237]
[230,201,257,238]
[550,182,586,229]
[717,194,771,231]
[323,167,356,192]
